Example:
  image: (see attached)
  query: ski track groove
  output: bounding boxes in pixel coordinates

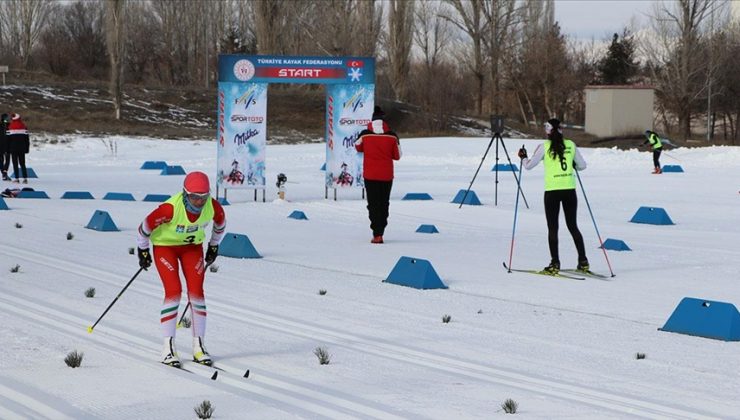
[0,382,75,420]
[0,296,405,420]
[1,244,723,420]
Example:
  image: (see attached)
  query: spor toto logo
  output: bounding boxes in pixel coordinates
[233,59,255,81]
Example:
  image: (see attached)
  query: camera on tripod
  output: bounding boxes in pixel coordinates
[490,115,504,135]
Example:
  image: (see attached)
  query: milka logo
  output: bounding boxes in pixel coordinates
[235,87,258,110]
[343,132,360,148]
[234,129,259,145]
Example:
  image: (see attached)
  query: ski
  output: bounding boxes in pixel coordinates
[562,269,611,279]
[503,262,585,280]
[162,362,193,373]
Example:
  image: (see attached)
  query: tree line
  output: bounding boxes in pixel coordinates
[0,0,737,142]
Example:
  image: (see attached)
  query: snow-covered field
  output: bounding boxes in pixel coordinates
[1,135,739,419]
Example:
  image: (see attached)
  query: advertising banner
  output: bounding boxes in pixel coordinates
[219,55,375,85]
[325,84,374,188]
[217,82,268,189]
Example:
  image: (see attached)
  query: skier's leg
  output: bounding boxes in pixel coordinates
[544,191,561,266]
[153,246,182,338]
[365,180,383,237]
[378,180,393,235]
[562,189,587,265]
[181,245,211,364]
[154,246,182,365]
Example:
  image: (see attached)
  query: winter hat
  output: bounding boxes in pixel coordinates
[183,171,210,194]
[545,118,561,135]
[371,105,385,121]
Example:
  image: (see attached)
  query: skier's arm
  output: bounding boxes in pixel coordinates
[209,199,226,246]
[522,144,544,169]
[391,134,401,160]
[574,147,587,171]
[137,203,174,249]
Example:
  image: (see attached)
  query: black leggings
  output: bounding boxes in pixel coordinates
[1,152,9,173]
[544,189,587,264]
[11,152,27,179]
[653,148,662,168]
[364,179,393,236]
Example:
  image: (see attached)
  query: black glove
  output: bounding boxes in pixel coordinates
[138,247,152,270]
[518,146,528,159]
[205,245,219,265]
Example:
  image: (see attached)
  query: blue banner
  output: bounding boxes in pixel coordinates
[219,55,375,85]
[217,82,268,189]
[325,84,374,188]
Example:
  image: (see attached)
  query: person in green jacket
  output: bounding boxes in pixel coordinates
[643,130,663,174]
[518,118,589,274]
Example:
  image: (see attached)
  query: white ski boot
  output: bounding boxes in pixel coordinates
[192,336,212,366]
[161,337,181,368]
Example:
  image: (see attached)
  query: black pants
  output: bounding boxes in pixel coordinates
[0,152,9,173]
[364,179,393,237]
[653,147,662,168]
[544,189,587,264]
[11,152,27,179]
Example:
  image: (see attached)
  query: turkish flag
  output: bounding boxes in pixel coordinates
[347,60,364,68]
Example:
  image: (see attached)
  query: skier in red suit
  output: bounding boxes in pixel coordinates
[136,171,226,367]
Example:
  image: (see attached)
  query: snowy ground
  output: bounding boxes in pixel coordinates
[1,135,739,419]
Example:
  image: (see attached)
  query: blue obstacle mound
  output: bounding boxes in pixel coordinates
[62,191,95,200]
[384,256,447,290]
[143,194,171,202]
[140,161,168,170]
[491,163,518,172]
[416,224,439,234]
[600,238,631,251]
[451,189,482,205]
[629,206,674,225]
[219,232,261,258]
[217,197,230,206]
[160,165,186,175]
[17,190,49,199]
[662,165,684,173]
[320,163,326,171]
[85,210,119,232]
[103,192,136,201]
[403,193,433,200]
[0,197,8,210]
[12,167,38,178]
[660,297,740,341]
[288,210,308,220]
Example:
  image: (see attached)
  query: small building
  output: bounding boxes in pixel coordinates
[584,85,654,137]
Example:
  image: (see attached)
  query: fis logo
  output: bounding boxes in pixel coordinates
[343,89,365,113]
[235,86,258,110]
[175,225,185,233]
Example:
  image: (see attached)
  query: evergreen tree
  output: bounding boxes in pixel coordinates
[597,30,638,85]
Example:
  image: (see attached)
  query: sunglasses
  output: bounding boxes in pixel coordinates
[184,191,210,201]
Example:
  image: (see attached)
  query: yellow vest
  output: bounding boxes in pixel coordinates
[150,192,215,246]
[543,139,576,191]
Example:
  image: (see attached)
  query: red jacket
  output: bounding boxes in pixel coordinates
[355,120,401,181]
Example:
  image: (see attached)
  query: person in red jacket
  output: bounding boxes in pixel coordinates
[355,106,401,244]
[136,171,226,367]
[6,113,30,183]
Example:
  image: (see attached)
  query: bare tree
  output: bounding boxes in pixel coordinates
[444,0,487,114]
[105,0,125,120]
[353,0,382,56]
[482,0,518,114]
[642,0,716,140]
[254,0,291,54]
[0,0,54,68]
[386,0,415,101]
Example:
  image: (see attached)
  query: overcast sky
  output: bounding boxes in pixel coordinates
[554,0,656,41]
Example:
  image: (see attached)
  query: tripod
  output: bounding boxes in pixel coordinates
[459,131,529,209]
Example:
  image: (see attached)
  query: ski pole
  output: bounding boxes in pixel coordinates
[506,155,525,272]
[88,267,145,333]
[575,169,616,277]
[177,261,213,329]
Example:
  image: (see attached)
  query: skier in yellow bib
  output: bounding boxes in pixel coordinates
[518,118,589,274]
